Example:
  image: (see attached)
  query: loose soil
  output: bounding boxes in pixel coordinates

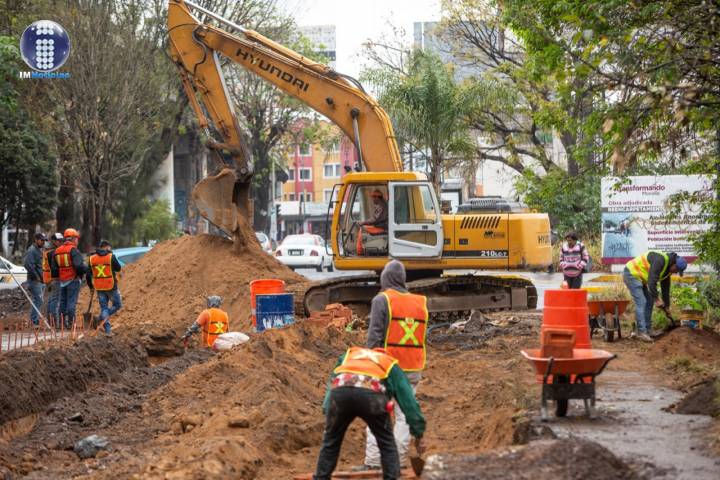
[423,438,638,480]
[648,327,720,366]
[102,234,308,338]
[0,234,718,478]
[675,378,720,417]
[0,289,26,318]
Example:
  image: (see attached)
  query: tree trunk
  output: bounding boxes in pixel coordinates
[56,170,76,233]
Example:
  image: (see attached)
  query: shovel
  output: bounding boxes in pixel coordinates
[410,456,425,477]
[661,306,678,332]
[82,289,95,330]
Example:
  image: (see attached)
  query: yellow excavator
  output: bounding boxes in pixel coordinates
[167,0,552,317]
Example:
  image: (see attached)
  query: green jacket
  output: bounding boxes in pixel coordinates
[322,352,426,438]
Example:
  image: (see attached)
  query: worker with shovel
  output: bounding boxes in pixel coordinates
[313,346,426,480]
[181,296,229,348]
[623,250,687,342]
[86,240,123,335]
[360,259,428,471]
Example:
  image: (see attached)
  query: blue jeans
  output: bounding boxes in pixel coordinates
[28,281,45,326]
[59,279,81,327]
[46,280,60,321]
[97,289,122,334]
[623,267,653,333]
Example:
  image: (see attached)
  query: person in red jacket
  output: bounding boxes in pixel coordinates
[51,228,87,329]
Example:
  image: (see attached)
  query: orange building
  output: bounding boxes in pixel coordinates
[281,125,358,205]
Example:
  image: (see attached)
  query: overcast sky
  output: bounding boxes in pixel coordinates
[282,0,441,78]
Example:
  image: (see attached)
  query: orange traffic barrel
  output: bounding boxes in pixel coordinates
[250,279,286,327]
[541,289,591,349]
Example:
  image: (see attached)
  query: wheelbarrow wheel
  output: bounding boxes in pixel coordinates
[603,313,615,343]
[555,375,569,417]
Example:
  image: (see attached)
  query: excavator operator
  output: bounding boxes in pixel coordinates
[357,189,388,255]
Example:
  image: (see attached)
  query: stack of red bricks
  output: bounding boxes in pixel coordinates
[308,303,353,329]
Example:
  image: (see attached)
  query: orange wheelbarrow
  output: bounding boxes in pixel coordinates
[521,349,616,421]
[587,300,629,342]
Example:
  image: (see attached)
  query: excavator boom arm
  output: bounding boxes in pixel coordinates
[168,0,402,174]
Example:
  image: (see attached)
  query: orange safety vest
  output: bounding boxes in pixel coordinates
[90,253,115,291]
[54,243,77,281]
[201,308,229,348]
[382,288,429,372]
[42,249,54,284]
[334,346,398,379]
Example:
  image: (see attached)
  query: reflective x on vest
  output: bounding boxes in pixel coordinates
[334,347,397,379]
[382,289,428,372]
[398,319,420,346]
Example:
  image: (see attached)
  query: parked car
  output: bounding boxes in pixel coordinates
[0,256,27,286]
[255,232,273,254]
[274,234,333,272]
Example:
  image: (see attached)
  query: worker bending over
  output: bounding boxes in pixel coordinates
[623,250,687,342]
[313,346,426,480]
[86,240,123,335]
[360,260,428,470]
[182,295,229,347]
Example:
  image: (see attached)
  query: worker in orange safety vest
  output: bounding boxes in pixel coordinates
[313,346,426,480]
[86,240,123,335]
[358,259,428,471]
[181,295,230,347]
[51,228,87,329]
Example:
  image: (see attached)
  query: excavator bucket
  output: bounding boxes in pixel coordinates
[192,168,252,245]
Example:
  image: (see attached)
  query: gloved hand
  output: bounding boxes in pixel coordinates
[413,436,425,456]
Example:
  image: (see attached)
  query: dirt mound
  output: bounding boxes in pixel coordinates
[675,378,720,417]
[648,327,720,365]
[0,337,147,425]
[94,321,363,479]
[423,438,638,480]
[109,234,308,338]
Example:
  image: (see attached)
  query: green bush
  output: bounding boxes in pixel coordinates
[133,200,178,246]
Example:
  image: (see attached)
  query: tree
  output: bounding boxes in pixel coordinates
[363,48,478,192]
[0,36,57,255]
[133,199,178,246]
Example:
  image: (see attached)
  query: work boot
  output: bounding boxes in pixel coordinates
[636,332,654,343]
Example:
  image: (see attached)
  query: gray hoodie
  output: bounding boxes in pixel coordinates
[367,260,408,348]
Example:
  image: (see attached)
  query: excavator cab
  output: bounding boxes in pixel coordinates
[334,174,443,263]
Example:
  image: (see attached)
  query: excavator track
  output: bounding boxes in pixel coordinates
[298,274,538,321]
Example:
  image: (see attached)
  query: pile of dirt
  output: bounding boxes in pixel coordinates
[0,288,27,318]
[423,438,638,480]
[648,327,720,365]
[675,378,720,417]
[0,337,147,425]
[107,234,308,339]
[83,321,363,479]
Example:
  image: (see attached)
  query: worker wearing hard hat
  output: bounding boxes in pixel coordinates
[51,228,87,329]
[361,259,428,471]
[313,346,426,480]
[86,240,123,335]
[356,189,388,255]
[44,233,64,327]
[181,296,229,347]
[623,250,688,342]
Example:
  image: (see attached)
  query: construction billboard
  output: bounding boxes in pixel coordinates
[601,175,714,264]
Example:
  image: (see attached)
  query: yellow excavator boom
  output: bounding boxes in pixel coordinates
[167,0,403,238]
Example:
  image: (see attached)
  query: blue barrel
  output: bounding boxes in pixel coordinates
[255,293,295,332]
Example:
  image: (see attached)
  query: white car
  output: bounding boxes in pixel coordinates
[275,234,334,272]
[0,256,27,287]
[255,232,273,254]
